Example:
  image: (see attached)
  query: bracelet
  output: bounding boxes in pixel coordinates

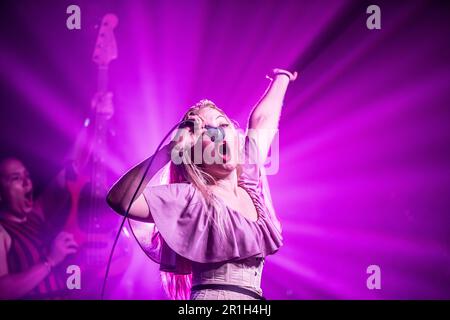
[266,70,294,81]
[273,71,293,80]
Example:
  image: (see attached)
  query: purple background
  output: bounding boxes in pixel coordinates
[0,0,449,299]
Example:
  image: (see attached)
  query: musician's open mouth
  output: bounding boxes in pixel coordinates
[24,190,33,207]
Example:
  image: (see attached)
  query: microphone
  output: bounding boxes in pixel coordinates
[178,120,225,143]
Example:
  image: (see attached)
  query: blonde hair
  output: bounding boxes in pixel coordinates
[173,99,242,239]
[159,99,242,300]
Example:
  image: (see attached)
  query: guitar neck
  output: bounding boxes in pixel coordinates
[97,66,109,94]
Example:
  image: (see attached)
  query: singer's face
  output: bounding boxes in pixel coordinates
[195,108,240,178]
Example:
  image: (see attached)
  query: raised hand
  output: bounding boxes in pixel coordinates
[172,114,205,152]
[91,91,114,120]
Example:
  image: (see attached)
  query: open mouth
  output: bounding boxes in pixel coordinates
[218,141,230,161]
[24,190,33,206]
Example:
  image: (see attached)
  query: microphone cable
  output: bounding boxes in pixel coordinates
[100,120,186,299]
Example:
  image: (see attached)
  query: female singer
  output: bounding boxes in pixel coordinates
[107,68,297,300]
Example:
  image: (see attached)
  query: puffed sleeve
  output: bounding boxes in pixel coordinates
[128,137,283,274]
[135,182,203,273]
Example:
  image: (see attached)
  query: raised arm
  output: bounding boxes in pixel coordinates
[247,68,297,163]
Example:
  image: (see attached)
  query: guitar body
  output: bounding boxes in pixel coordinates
[64,174,129,298]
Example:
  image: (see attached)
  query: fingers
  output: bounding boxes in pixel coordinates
[61,239,78,257]
[92,91,113,103]
[186,115,204,133]
[174,115,205,148]
[63,247,78,255]
[104,91,113,99]
[56,232,79,250]
[291,71,298,81]
[56,231,71,241]
[57,231,74,241]
[90,91,114,119]
[64,239,79,249]
[173,127,191,147]
[64,247,78,255]
[64,233,75,242]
